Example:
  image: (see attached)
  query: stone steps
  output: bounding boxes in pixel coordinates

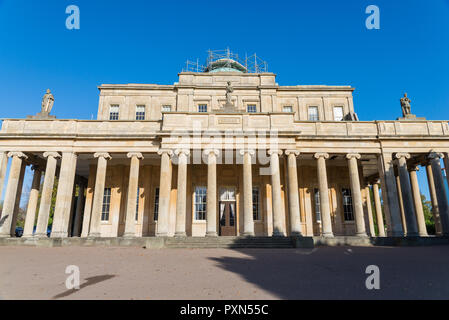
[164,236,295,248]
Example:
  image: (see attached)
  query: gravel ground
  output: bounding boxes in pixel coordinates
[0,245,448,300]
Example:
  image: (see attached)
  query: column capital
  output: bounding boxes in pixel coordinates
[394,152,410,160]
[346,153,361,160]
[94,152,112,160]
[157,149,173,156]
[239,149,255,156]
[285,150,300,157]
[127,152,144,160]
[43,152,61,159]
[314,152,329,160]
[408,164,420,172]
[7,151,28,160]
[268,149,282,156]
[428,151,444,160]
[204,149,220,157]
[174,149,191,156]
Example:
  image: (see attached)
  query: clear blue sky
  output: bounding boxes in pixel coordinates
[0,0,448,203]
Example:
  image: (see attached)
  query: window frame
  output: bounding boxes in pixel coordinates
[162,105,172,112]
[247,104,257,113]
[308,106,319,121]
[194,186,207,221]
[252,187,260,221]
[109,105,120,121]
[198,104,208,113]
[135,105,146,121]
[333,106,344,121]
[101,188,112,221]
[153,187,160,221]
[283,105,293,113]
[313,188,321,223]
[342,188,355,221]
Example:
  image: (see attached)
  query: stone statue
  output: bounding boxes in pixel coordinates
[400,93,411,117]
[225,81,234,106]
[41,89,55,113]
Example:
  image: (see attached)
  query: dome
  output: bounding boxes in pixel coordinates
[204,58,247,73]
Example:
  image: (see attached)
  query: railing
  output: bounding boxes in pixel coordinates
[1,115,448,138]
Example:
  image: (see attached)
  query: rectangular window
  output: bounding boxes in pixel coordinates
[153,187,160,221]
[198,104,208,113]
[283,106,293,113]
[101,188,111,221]
[252,187,260,221]
[342,188,354,221]
[247,105,257,113]
[308,106,319,121]
[136,105,145,120]
[314,188,321,222]
[162,105,172,112]
[333,106,344,121]
[109,105,119,120]
[135,187,140,221]
[194,186,207,220]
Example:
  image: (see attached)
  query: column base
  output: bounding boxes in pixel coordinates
[33,233,48,238]
[50,232,67,238]
[322,232,334,238]
[123,233,136,238]
[88,233,101,238]
[242,231,255,237]
[0,233,11,238]
[156,233,168,237]
[355,232,368,238]
[206,232,218,237]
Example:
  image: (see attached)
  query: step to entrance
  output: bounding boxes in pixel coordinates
[164,236,297,248]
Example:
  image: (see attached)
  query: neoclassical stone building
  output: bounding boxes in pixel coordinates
[1,52,449,241]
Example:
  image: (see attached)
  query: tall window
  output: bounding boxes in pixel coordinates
[101,188,111,221]
[308,106,319,121]
[333,106,344,121]
[153,187,160,221]
[283,106,293,113]
[247,105,257,113]
[252,187,260,220]
[162,105,172,112]
[109,105,119,120]
[194,186,207,220]
[198,104,208,113]
[342,188,354,221]
[136,105,145,120]
[135,187,140,221]
[314,188,321,222]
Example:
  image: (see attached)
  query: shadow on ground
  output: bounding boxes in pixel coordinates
[209,245,449,299]
[53,275,116,299]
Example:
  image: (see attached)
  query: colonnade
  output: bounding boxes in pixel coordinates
[0,150,449,238]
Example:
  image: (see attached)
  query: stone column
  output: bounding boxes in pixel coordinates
[428,152,449,235]
[72,184,85,237]
[372,182,386,237]
[156,149,173,237]
[365,186,375,237]
[395,153,419,236]
[0,151,8,204]
[204,149,219,237]
[377,153,403,236]
[409,165,428,236]
[23,165,42,237]
[124,152,144,238]
[51,152,78,238]
[314,152,333,237]
[285,150,302,236]
[175,149,189,237]
[269,149,285,236]
[346,153,367,237]
[35,152,60,238]
[426,163,442,235]
[88,153,111,237]
[395,174,407,234]
[240,149,255,236]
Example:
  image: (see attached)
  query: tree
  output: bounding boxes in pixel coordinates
[421,194,435,235]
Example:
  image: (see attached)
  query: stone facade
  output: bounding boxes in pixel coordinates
[1,68,449,239]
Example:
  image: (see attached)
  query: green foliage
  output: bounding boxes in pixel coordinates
[421,194,435,235]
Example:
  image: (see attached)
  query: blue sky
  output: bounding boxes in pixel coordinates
[0,0,448,203]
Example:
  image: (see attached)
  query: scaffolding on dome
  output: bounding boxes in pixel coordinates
[182,48,268,73]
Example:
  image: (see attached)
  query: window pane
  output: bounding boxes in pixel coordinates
[154,187,160,221]
[283,106,293,113]
[194,186,207,220]
[198,104,208,113]
[314,188,321,222]
[109,105,119,120]
[136,105,145,120]
[247,105,257,113]
[342,188,354,221]
[308,106,319,121]
[333,106,344,121]
[162,105,172,112]
[135,187,140,221]
[252,187,260,220]
[102,188,111,221]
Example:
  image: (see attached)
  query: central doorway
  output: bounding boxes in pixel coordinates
[219,187,237,236]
